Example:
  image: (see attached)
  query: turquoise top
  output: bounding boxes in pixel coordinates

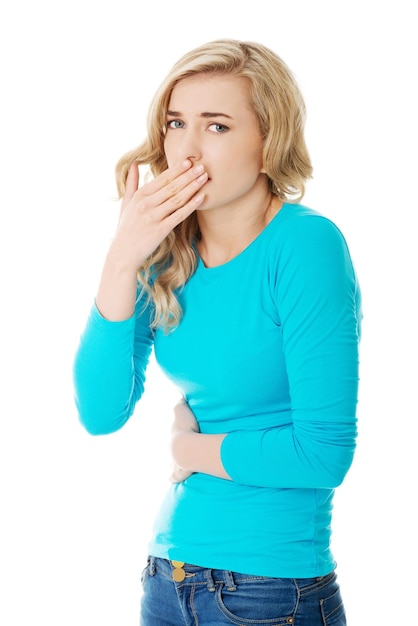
[73,203,362,577]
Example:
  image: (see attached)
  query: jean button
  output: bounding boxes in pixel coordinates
[171,560,186,582]
[172,568,186,582]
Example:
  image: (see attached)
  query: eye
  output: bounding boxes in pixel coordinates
[208,123,229,134]
[166,119,185,129]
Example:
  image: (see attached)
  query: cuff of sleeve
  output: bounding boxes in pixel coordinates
[89,300,136,331]
[80,301,137,353]
[220,431,254,485]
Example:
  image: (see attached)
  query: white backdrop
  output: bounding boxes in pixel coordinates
[1,1,416,624]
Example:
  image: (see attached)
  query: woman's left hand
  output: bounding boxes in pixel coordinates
[170,399,200,483]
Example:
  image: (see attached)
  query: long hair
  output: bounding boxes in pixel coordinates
[115,39,313,331]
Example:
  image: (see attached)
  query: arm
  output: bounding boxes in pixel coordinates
[72,294,154,435]
[73,159,208,434]
[170,400,229,482]
[171,216,362,488]
[96,159,207,321]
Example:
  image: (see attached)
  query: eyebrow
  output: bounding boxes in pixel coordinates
[166,110,233,119]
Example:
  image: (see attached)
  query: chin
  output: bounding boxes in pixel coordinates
[195,193,210,211]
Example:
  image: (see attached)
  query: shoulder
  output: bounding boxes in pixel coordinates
[264,204,359,299]
[268,203,352,260]
[278,203,345,237]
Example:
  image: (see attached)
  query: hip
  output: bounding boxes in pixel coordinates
[140,556,346,625]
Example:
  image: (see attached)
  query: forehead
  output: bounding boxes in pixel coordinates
[168,73,253,113]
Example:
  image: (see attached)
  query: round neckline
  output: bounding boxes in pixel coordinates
[196,203,290,272]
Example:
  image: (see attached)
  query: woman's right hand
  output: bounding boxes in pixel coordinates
[95,159,207,321]
[113,158,208,271]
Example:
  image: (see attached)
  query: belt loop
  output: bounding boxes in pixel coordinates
[205,569,216,592]
[148,556,156,576]
[224,570,236,591]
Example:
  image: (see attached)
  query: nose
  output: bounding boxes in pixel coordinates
[175,129,202,163]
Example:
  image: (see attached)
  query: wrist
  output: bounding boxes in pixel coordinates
[104,242,141,278]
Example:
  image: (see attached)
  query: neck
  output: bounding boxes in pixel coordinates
[196,190,282,268]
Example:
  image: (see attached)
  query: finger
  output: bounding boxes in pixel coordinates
[120,162,139,213]
[170,467,192,484]
[159,167,208,211]
[173,397,189,418]
[142,159,192,197]
[164,192,205,231]
[134,161,206,222]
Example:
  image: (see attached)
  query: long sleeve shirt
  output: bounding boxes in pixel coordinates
[73,203,362,577]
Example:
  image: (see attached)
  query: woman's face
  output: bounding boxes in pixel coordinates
[163,73,267,213]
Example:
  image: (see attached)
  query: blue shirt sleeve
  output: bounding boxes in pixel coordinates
[220,214,362,489]
[72,293,154,435]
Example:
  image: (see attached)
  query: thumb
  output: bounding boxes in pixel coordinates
[120,162,139,214]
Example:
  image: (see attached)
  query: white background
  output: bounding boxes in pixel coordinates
[1,1,416,624]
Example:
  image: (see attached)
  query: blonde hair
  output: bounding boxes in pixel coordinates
[115,39,313,331]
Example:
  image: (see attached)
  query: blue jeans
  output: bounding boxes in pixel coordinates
[140,556,347,625]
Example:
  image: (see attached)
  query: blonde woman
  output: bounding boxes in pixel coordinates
[73,39,362,625]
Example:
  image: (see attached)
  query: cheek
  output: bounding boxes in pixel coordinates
[232,136,263,168]
[163,138,170,162]
[251,145,265,173]
[164,156,175,170]
[236,150,264,174]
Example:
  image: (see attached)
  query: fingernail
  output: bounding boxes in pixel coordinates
[196,173,208,183]
[182,159,191,168]
[194,193,204,203]
[193,164,204,174]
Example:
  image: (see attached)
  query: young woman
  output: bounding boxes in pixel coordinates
[73,39,362,625]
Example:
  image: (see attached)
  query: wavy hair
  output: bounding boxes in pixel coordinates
[115,39,313,331]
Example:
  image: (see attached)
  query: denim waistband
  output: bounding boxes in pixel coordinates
[147,556,335,592]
